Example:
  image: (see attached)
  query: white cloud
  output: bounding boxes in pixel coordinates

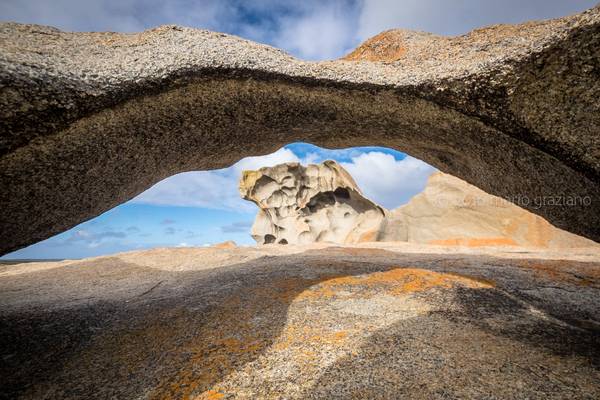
[341,152,435,209]
[64,228,128,248]
[0,0,146,32]
[2,0,593,61]
[273,2,357,60]
[356,0,598,41]
[221,220,253,233]
[0,0,357,59]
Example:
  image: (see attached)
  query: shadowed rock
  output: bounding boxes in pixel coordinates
[1,245,599,398]
[1,5,599,254]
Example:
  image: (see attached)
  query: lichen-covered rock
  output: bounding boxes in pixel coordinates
[1,5,600,254]
[239,161,386,245]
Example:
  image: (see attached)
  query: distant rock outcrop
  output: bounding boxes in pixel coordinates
[239,161,386,245]
[380,172,597,248]
[212,240,237,249]
[241,162,597,248]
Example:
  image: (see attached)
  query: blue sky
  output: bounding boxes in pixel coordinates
[1,0,596,258]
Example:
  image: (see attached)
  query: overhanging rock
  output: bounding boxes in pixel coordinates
[1,5,599,254]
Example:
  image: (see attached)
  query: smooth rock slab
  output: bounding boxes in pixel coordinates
[0,244,599,399]
[1,5,600,253]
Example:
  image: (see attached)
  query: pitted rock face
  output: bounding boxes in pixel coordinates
[239,161,386,245]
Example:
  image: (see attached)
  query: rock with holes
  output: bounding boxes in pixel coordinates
[239,161,386,245]
[240,163,597,248]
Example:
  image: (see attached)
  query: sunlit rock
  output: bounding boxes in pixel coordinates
[380,172,598,248]
[239,161,386,245]
[212,240,237,249]
[241,163,597,248]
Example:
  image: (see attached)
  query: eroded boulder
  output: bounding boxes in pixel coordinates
[239,161,386,245]
[380,172,598,248]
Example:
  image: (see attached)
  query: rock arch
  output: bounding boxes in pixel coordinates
[1,6,599,254]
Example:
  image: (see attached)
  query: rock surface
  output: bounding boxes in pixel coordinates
[240,161,385,245]
[381,171,599,248]
[241,162,597,248]
[1,6,600,254]
[1,244,599,399]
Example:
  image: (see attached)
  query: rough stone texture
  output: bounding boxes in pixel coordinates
[1,244,599,399]
[240,160,385,245]
[1,5,600,254]
[380,171,599,248]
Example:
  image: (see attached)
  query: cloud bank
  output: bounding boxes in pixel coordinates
[341,152,435,208]
[134,147,303,211]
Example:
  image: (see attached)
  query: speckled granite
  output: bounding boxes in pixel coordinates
[0,244,599,399]
[0,5,599,254]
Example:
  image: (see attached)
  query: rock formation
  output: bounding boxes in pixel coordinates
[242,162,596,248]
[380,172,598,248]
[240,161,385,245]
[3,245,599,398]
[1,5,600,254]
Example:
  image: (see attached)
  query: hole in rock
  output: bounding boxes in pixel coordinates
[2,142,439,260]
[2,141,593,261]
[263,234,276,244]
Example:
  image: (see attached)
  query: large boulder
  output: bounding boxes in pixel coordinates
[1,5,600,254]
[239,161,386,245]
[380,172,598,248]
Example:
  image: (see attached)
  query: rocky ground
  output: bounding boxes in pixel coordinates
[1,243,599,399]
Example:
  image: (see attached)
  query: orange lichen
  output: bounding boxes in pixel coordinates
[342,30,407,62]
[274,326,350,352]
[356,230,378,242]
[212,240,237,249]
[503,213,551,248]
[195,390,225,400]
[84,266,494,400]
[295,267,494,300]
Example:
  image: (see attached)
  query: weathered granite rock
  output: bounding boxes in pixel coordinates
[241,163,596,248]
[1,5,600,254]
[240,161,386,245]
[212,240,237,249]
[380,172,598,248]
[2,245,599,399]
